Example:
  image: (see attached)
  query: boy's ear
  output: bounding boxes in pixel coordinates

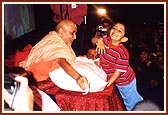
[121,37,128,42]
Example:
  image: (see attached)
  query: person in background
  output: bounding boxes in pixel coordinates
[4,75,34,111]
[50,4,87,56]
[85,46,100,67]
[134,48,164,109]
[19,20,89,98]
[91,18,112,46]
[134,49,152,83]
[146,50,164,109]
[95,22,143,111]
[86,47,99,60]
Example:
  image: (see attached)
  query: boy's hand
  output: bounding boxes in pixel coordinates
[106,81,113,87]
[96,38,106,54]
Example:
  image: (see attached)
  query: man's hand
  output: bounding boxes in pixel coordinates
[76,76,90,91]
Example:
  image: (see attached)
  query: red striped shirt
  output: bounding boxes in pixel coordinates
[100,37,135,86]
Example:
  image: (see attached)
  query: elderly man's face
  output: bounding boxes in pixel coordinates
[61,24,77,46]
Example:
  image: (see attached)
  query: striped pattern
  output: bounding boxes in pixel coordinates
[100,37,135,86]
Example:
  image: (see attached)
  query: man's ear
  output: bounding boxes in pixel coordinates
[121,37,128,43]
[58,28,64,37]
[59,28,64,33]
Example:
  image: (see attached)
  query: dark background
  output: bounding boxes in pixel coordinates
[31,3,165,52]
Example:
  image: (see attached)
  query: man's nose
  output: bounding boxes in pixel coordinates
[73,34,76,40]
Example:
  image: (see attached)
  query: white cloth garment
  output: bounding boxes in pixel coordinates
[37,89,61,111]
[49,57,108,94]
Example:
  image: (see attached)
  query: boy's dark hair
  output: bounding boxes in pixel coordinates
[113,19,130,38]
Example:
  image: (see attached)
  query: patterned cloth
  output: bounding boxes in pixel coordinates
[55,84,125,111]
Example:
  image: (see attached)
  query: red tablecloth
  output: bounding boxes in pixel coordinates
[31,78,126,111]
[33,79,125,111]
[55,85,125,111]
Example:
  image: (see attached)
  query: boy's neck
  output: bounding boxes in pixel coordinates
[111,41,121,46]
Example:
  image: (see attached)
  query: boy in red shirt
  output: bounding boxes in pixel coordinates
[94,22,143,111]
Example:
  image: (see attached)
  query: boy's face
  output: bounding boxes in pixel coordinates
[109,23,125,42]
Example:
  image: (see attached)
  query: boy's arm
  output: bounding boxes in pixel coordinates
[107,70,121,87]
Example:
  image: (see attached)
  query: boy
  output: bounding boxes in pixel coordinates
[94,22,143,111]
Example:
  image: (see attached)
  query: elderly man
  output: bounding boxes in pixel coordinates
[19,20,89,93]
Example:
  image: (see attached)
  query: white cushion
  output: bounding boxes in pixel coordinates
[49,57,107,94]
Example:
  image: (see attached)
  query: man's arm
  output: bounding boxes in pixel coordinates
[57,58,89,90]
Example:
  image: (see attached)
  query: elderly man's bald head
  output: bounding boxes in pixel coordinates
[55,20,77,32]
